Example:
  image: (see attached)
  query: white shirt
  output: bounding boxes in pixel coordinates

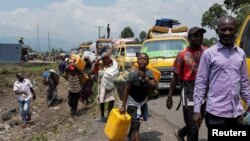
[13,79,33,101]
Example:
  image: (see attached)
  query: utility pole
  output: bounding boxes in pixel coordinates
[95,25,104,38]
[48,32,51,55]
[36,24,40,52]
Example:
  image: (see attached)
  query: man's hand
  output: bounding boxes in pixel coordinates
[166,96,173,110]
[138,70,146,79]
[119,106,126,114]
[193,112,202,127]
[32,94,36,100]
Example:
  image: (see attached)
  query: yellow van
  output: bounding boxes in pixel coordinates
[112,41,142,70]
[235,14,250,111]
[142,37,188,89]
[235,14,250,77]
[141,23,189,89]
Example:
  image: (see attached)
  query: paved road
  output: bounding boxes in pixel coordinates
[147,91,208,141]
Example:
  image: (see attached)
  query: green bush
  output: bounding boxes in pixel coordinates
[0,68,11,74]
[31,134,47,141]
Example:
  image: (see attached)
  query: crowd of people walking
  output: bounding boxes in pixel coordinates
[12,15,250,141]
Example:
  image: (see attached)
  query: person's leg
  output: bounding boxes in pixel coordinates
[68,91,74,115]
[100,103,105,118]
[18,100,26,124]
[174,106,187,141]
[47,90,53,106]
[133,132,141,141]
[185,106,198,141]
[52,88,58,102]
[74,92,80,115]
[107,100,114,118]
[80,87,86,103]
[23,99,31,121]
[72,92,80,117]
[86,80,93,104]
[127,106,141,141]
[178,126,187,138]
[141,104,148,121]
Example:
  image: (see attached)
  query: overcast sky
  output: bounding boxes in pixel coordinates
[0,0,224,45]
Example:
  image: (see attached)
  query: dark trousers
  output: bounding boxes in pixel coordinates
[179,104,205,141]
[68,91,80,115]
[100,100,114,118]
[205,112,242,127]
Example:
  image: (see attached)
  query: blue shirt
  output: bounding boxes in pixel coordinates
[194,42,250,118]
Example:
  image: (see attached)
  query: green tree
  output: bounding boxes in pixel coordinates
[224,0,249,13]
[139,31,147,43]
[236,4,250,26]
[202,1,250,30]
[203,37,217,47]
[201,3,227,29]
[223,0,250,25]
[201,3,227,30]
[120,27,134,38]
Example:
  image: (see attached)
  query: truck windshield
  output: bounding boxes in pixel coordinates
[143,39,186,58]
[112,47,119,57]
[126,46,142,57]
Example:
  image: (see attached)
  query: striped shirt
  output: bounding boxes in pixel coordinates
[68,75,81,93]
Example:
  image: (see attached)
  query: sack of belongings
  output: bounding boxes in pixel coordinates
[113,70,129,100]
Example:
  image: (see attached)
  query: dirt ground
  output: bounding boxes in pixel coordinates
[0,65,177,141]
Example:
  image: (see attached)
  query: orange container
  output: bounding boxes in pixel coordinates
[132,63,161,82]
[105,108,131,141]
[70,54,86,71]
[147,66,161,82]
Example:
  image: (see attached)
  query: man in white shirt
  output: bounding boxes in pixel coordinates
[13,72,36,128]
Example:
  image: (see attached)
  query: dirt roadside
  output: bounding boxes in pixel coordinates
[0,66,177,141]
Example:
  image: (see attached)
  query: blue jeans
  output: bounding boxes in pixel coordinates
[18,99,31,124]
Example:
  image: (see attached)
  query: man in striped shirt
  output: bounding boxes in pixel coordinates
[64,64,82,119]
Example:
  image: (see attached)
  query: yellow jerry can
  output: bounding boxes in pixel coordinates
[132,63,161,82]
[70,54,86,71]
[105,108,131,141]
